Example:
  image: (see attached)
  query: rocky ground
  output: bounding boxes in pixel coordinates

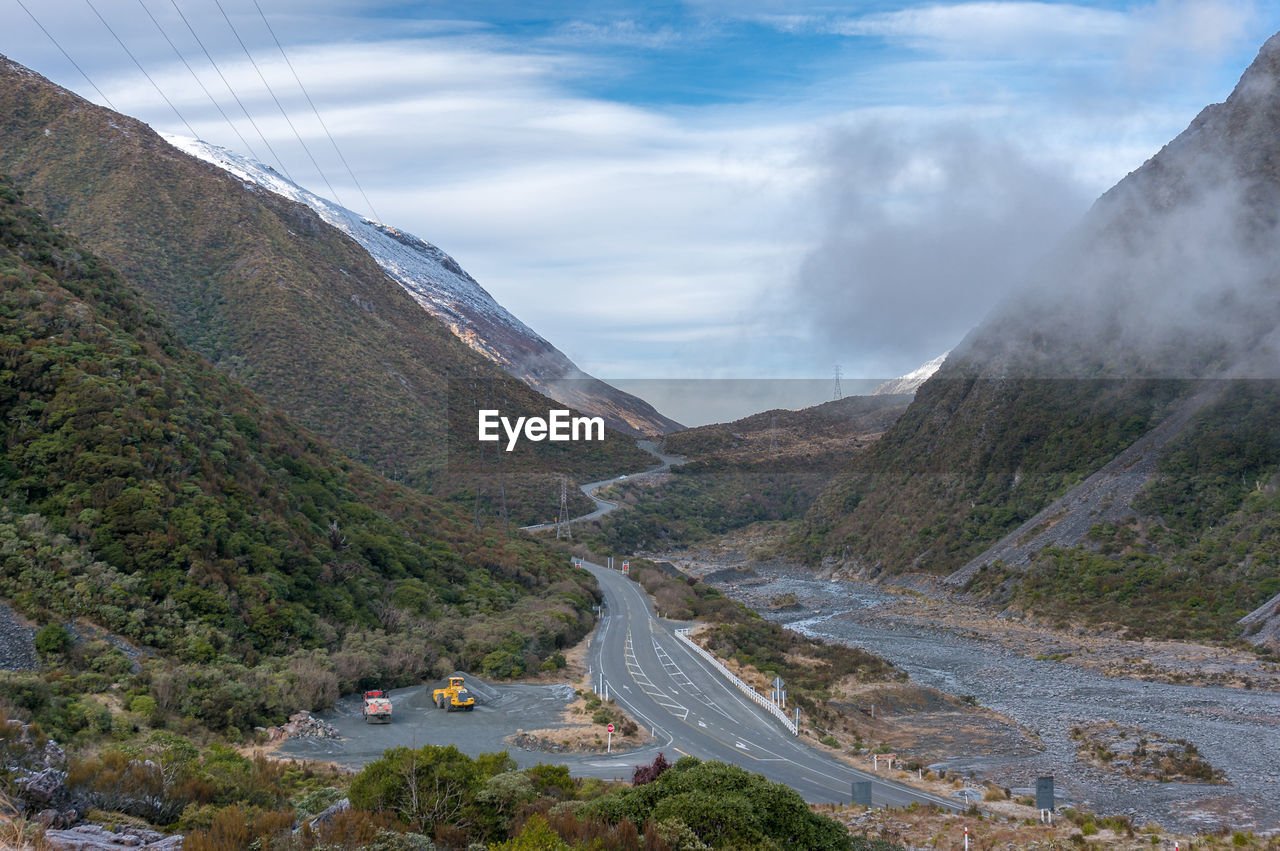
[262,710,341,743]
[665,526,1280,691]
[652,531,1280,836]
[0,601,37,671]
[1069,721,1225,784]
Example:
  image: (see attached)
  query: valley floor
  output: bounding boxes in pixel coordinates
[656,537,1279,836]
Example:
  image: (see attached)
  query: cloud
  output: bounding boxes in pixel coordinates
[828,2,1129,59]
[4,0,1276,387]
[756,1,1259,68]
[775,121,1092,376]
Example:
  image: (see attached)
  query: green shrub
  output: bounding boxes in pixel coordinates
[34,624,71,657]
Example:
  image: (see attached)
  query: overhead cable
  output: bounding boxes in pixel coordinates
[209,0,343,205]
[166,0,292,180]
[13,0,118,111]
[250,0,383,222]
[135,0,261,161]
[84,0,198,138]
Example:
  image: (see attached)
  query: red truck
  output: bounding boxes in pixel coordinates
[362,690,393,723]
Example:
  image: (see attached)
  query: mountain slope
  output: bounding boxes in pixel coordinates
[165,136,680,437]
[0,174,598,725]
[797,32,1280,644]
[870,353,948,396]
[0,55,648,523]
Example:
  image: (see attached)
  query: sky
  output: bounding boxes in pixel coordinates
[2,0,1277,387]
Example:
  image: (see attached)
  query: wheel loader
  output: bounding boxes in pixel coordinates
[432,675,475,712]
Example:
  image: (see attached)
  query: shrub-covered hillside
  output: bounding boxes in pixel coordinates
[0,175,596,728]
[0,55,647,525]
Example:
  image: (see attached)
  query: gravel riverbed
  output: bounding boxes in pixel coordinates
[705,567,1279,835]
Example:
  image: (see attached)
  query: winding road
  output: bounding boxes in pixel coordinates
[522,440,684,530]
[534,440,959,808]
[581,557,960,808]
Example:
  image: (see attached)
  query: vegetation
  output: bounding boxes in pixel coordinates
[586,396,909,552]
[576,755,855,849]
[0,60,647,527]
[964,382,1280,641]
[0,175,596,733]
[795,377,1190,575]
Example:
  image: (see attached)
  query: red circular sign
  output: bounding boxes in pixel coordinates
[607,723,615,733]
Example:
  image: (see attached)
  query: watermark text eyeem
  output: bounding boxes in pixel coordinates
[478,409,605,451]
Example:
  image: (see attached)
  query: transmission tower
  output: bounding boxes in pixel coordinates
[556,476,572,539]
[833,364,843,400]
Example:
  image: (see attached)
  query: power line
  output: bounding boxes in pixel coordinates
[13,0,118,111]
[166,0,293,181]
[209,0,343,205]
[250,0,382,222]
[84,0,198,138]
[136,0,261,161]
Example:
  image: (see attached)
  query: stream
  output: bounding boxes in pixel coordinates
[705,568,1279,835]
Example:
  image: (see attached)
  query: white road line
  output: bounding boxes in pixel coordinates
[625,630,689,720]
[653,636,736,722]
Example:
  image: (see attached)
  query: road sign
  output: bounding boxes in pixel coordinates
[1036,776,1054,811]
[622,561,629,574]
[606,723,614,733]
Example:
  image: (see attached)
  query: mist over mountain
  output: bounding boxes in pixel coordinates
[947,32,1280,382]
[798,30,1280,647]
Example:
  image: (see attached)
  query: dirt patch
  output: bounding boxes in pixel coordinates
[686,627,1040,768]
[505,685,650,756]
[1069,721,1225,784]
[825,801,1206,850]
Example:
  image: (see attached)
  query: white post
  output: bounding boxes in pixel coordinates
[964,826,969,851]
[607,730,612,753]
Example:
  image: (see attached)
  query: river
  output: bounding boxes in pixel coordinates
[702,567,1279,835]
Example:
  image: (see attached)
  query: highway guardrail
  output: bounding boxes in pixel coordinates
[674,628,798,735]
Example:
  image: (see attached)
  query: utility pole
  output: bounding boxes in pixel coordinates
[556,476,572,539]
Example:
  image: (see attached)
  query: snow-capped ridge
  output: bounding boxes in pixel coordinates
[164,135,682,435]
[871,352,949,396]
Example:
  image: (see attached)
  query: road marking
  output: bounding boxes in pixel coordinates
[625,630,689,720]
[653,636,735,722]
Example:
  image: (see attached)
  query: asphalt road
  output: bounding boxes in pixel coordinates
[522,440,685,530]
[583,559,961,809]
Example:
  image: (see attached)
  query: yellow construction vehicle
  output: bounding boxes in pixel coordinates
[432,675,475,712]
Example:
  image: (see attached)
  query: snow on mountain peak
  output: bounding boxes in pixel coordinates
[163,134,545,371]
[871,352,949,396]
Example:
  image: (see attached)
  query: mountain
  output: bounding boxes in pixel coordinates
[797,32,1280,647]
[589,394,911,553]
[870,353,948,396]
[165,136,681,438]
[0,55,649,523]
[0,173,597,728]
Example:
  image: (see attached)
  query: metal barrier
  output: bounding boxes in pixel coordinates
[674,628,798,735]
